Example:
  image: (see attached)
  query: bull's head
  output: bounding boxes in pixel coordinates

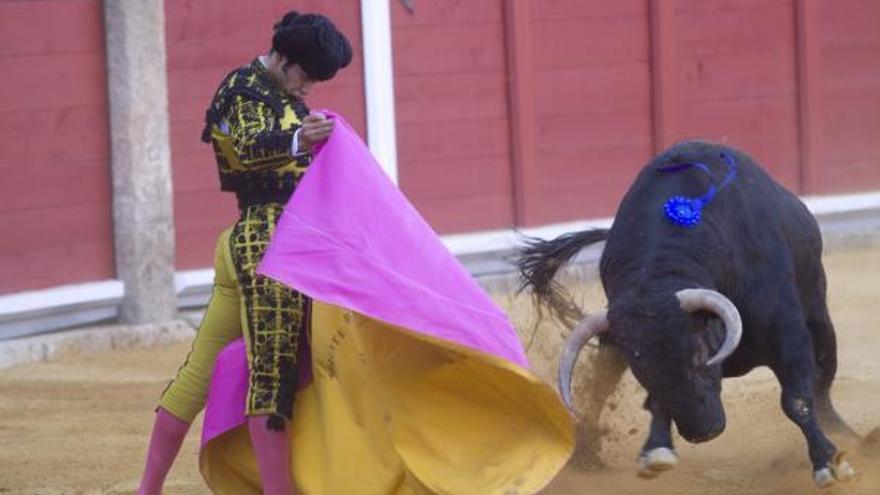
[559,289,742,443]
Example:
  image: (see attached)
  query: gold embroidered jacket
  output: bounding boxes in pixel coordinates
[202,58,310,206]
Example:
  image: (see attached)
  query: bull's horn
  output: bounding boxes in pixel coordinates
[675,288,743,366]
[559,312,609,409]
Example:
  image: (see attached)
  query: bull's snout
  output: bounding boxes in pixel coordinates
[676,416,725,444]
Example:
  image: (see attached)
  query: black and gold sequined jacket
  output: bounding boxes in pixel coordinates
[202,58,310,207]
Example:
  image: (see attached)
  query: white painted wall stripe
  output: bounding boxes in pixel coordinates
[2,189,879,338]
[0,280,124,316]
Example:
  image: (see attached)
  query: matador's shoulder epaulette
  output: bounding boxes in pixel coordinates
[201,62,287,143]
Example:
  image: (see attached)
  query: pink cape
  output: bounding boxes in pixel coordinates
[201,113,529,447]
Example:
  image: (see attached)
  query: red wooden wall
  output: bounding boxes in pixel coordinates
[164,0,366,270]
[0,0,113,294]
[527,0,654,224]
[673,0,801,189]
[391,0,515,233]
[818,0,880,192]
[399,0,880,230]
[0,0,878,295]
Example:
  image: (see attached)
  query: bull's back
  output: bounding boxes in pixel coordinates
[602,142,821,297]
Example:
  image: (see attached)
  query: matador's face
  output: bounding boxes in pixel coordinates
[267,53,316,100]
[280,63,315,100]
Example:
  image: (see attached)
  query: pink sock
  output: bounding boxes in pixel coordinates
[138,408,190,495]
[248,415,295,494]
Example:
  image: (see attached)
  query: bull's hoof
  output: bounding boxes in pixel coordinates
[637,447,678,479]
[813,452,856,489]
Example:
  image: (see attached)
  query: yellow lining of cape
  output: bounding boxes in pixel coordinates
[200,301,574,495]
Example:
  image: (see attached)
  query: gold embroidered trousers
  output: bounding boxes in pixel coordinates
[159,203,308,424]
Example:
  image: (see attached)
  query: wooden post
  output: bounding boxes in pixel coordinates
[795,0,823,195]
[650,0,678,153]
[503,0,539,226]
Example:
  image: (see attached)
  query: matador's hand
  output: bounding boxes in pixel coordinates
[299,112,335,152]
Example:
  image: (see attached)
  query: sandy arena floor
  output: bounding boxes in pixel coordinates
[0,244,878,494]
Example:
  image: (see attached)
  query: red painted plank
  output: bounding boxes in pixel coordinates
[796,0,823,194]
[395,73,508,123]
[0,242,114,295]
[173,190,237,270]
[531,16,650,70]
[0,124,109,169]
[308,84,366,132]
[820,1,880,48]
[532,139,698,220]
[391,0,502,26]
[822,45,880,90]
[168,98,212,127]
[676,97,801,189]
[175,229,227,270]
[170,151,218,193]
[169,118,208,154]
[675,4,796,57]
[167,39,258,73]
[677,51,798,103]
[0,105,108,140]
[535,63,652,116]
[0,52,107,113]
[412,194,514,234]
[173,190,238,235]
[393,24,506,75]
[399,155,513,201]
[0,165,110,213]
[651,0,678,152]
[822,87,880,162]
[818,158,880,193]
[164,0,259,45]
[538,144,654,189]
[166,1,362,49]
[813,0,880,194]
[166,64,254,102]
[676,0,791,12]
[0,94,119,297]
[534,144,653,227]
[530,179,631,225]
[504,0,538,226]
[535,109,653,155]
[396,118,510,163]
[0,0,103,57]
[530,0,647,20]
[0,202,112,256]
[252,0,363,36]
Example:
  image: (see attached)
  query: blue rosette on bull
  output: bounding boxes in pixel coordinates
[517,141,861,488]
[660,151,738,228]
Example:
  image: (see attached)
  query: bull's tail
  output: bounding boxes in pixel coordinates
[516,229,610,327]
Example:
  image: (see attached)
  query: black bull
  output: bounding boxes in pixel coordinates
[518,141,858,487]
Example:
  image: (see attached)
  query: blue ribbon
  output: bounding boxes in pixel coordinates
[660,152,738,228]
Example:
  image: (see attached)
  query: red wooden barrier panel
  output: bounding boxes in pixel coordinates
[0,0,113,294]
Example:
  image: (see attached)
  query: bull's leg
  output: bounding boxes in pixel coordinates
[637,396,677,478]
[773,323,854,488]
[806,303,860,441]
